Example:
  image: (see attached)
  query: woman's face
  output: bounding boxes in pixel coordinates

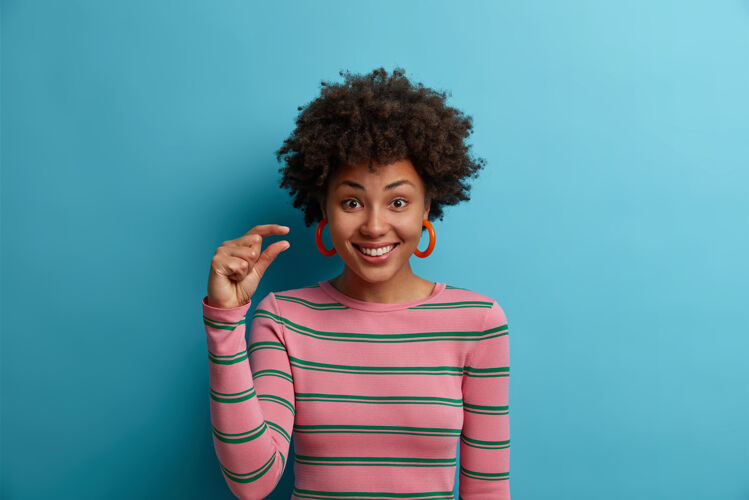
[321,158,430,284]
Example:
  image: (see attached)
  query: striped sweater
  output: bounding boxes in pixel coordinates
[202,280,510,500]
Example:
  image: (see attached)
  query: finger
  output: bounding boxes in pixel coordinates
[233,225,289,249]
[225,233,262,252]
[221,243,263,269]
[245,224,290,239]
[216,255,252,280]
[250,240,290,279]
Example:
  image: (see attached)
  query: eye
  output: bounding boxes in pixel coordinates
[342,199,360,209]
[341,198,408,210]
[391,198,408,209]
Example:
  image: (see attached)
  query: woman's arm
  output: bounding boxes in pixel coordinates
[203,292,294,500]
[459,300,511,499]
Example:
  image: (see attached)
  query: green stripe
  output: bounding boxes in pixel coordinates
[266,420,291,442]
[212,419,292,444]
[220,453,275,483]
[203,316,246,331]
[293,488,454,499]
[252,368,293,383]
[257,394,295,415]
[463,365,510,378]
[203,315,245,326]
[208,349,247,365]
[209,386,255,403]
[294,392,463,406]
[248,340,286,355]
[288,355,463,376]
[253,308,508,343]
[460,434,510,450]
[463,402,509,416]
[294,424,460,437]
[409,300,493,310]
[275,294,349,310]
[294,455,456,467]
[212,421,266,444]
[459,465,509,481]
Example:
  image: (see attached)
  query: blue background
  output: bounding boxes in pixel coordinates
[2,1,748,499]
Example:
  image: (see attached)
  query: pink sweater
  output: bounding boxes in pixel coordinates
[202,280,510,500]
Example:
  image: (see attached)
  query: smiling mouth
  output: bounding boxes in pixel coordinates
[353,243,399,257]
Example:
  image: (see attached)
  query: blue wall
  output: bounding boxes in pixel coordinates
[2,1,748,498]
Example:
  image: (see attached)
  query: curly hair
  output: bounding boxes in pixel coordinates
[275,67,487,228]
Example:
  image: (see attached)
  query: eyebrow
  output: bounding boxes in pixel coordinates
[336,179,415,191]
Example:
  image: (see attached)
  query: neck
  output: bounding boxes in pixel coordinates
[330,263,431,303]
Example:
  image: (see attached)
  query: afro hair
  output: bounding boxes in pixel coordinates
[275,66,487,228]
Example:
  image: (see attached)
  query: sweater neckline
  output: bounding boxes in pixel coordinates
[317,279,447,312]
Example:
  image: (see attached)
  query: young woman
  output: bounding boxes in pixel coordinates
[203,68,510,500]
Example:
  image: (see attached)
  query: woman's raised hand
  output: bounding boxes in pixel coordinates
[206,224,291,309]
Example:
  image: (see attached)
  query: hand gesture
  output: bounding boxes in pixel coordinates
[206,224,290,308]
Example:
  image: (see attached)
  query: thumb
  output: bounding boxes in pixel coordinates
[252,240,290,279]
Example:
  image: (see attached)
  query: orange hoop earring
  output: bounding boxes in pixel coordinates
[413,219,435,258]
[316,218,337,256]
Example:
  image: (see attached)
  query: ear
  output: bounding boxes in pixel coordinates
[319,197,327,220]
[423,197,431,220]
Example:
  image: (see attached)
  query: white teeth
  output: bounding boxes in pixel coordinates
[359,244,394,256]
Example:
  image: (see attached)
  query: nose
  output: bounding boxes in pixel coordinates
[360,206,388,237]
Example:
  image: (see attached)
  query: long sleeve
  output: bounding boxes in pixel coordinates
[202,292,295,500]
[459,299,511,499]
